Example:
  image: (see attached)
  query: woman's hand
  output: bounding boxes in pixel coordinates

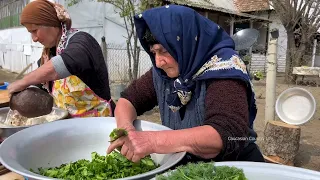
[107,125,223,163]
[7,79,29,95]
[107,131,156,163]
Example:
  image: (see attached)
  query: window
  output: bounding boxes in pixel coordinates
[234,21,250,34]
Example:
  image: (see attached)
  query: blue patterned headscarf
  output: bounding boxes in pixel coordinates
[134,5,257,127]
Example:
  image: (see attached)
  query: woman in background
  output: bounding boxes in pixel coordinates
[8,0,115,117]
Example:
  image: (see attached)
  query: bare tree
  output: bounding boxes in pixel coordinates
[97,0,163,81]
[270,0,320,83]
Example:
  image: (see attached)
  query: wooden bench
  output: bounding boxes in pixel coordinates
[292,67,320,86]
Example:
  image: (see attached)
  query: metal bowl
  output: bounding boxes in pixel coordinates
[0,117,186,180]
[276,87,316,125]
[0,107,69,141]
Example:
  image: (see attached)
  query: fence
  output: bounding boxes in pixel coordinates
[103,43,153,83]
[0,0,26,30]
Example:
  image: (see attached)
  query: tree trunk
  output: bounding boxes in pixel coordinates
[263,120,301,166]
[127,41,133,81]
[285,30,297,83]
[100,37,108,69]
[295,29,308,67]
[133,46,140,80]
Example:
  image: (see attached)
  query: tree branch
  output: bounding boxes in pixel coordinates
[292,0,298,18]
[309,1,320,26]
[99,0,123,10]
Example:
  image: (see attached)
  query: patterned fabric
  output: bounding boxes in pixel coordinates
[134,5,257,127]
[51,75,112,117]
[53,2,72,55]
[56,23,74,54]
[54,3,71,24]
[152,67,206,130]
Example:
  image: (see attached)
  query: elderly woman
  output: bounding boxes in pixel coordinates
[7,0,114,117]
[107,5,265,164]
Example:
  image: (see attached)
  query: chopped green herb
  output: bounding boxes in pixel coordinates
[31,151,158,179]
[109,128,128,142]
[156,161,248,180]
[31,128,159,179]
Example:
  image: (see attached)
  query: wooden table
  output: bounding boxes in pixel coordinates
[0,163,24,180]
[292,66,320,86]
[0,90,9,108]
[0,172,24,180]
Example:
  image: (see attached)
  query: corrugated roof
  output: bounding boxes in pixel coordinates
[164,0,271,21]
[165,0,237,13]
[234,0,271,12]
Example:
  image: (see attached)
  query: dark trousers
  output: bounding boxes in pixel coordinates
[236,142,265,162]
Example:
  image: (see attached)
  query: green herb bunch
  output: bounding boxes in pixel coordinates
[31,128,159,179]
[156,161,248,180]
[32,151,157,180]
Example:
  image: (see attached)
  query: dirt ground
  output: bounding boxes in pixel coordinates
[1,68,319,172]
[0,69,17,83]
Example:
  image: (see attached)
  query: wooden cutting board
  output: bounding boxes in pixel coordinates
[0,90,9,108]
[0,172,24,180]
[0,163,24,180]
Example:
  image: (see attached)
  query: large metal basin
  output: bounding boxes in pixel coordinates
[0,117,186,180]
[0,107,69,141]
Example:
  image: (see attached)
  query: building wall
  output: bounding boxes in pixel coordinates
[269,11,287,72]
[0,27,43,74]
[0,0,26,30]
[249,10,287,73]
[250,53,266,72]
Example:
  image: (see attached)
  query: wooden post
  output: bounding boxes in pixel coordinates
[101,36,108,69]
[263,120,301,166]
[311,38,317,67]
[229,18,234,35]
[265,30,278,125]
[204,11,208,19]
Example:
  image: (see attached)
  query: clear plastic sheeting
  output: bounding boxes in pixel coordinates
[0,27,43,73]
[0,108,65,127]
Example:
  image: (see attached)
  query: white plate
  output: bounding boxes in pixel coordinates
[276,87,316,125]
[153,161,320,180]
